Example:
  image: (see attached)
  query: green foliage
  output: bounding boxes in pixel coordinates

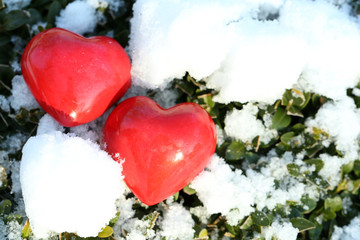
[1,1,360,240]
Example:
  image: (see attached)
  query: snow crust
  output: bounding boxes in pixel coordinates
[20,116,124,238]
[129,0,360,104]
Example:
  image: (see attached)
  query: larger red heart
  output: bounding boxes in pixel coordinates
[102,96,216,205]
[21,28,131,127]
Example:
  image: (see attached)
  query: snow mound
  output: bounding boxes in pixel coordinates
[20,129,124,238]
[129,0,360,104]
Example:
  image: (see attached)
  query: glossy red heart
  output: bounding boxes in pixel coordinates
[102,96,216,205]
[21,28,131,127]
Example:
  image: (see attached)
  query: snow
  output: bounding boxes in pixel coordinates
[0,95,9,112]
[129,0,360,104]
[191,152,319,226]
[56,1,98,35]
[331,214,360,240]
[306,97,360,161]
[3,0,30,11]
[160,203,195,240]
[3,0,360,239]
[20,117,125,238]
[261,220,299,240]
[9,75,39,111]
[224,103,277,145]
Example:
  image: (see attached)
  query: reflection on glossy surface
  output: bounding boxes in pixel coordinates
[21,28,131,127]
[103,96,217,206]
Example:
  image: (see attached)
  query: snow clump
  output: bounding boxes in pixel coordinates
[20,115,124,238]
[56,1,98,35]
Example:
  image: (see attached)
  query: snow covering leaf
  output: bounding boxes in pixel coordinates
[304,159,324,172]
[3,10,29,31]
[3,214,23,224]
[282,89,311,117]
[251,210,270,227]
[290,217,315,232]
[225,141,246,160]
[287,163,301,177]
[272,107,291,130]
[98,226,114,238]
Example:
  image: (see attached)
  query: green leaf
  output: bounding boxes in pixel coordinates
[353,160,360,176]
[301,197,317,214]
[287,163,301,177]
[4,10,29,31]
[22,219,31,238]
[0,199,12,216]
[109,211,120,226]
[280,132,295,146]
[272,107,291,130]
[183,185,196,195]
[47,1,62,24]
[351,179,360,194]
[323,209,337,220]
[98,226,113,238]
[240,216,253,230]
[290,217,315,232]
[324,196,342,212]
[292,123,305,133]
[342,161,354,174]
[225,141,246,160]
[304,159,324,172]
[0,34,10,46]
[173,191,179,201]
[251,210,270,226]
[199,229,208,238]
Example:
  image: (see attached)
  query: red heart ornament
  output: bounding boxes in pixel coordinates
[21,28,131,127]
[103,96,216,205]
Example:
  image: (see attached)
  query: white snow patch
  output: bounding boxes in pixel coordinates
[0,95,10,112]
[9,75,39,111]
[3,0,31,11]
[160,203,195,240]
[261,220,299,240]
[224,103,277,145]
[331,214,360,240]
[20,131,124,238]
[129,0,360,104]
[56,1,97,35]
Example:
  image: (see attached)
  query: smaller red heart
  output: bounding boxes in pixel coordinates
[102,96,216,205]
[21,28,131,127]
